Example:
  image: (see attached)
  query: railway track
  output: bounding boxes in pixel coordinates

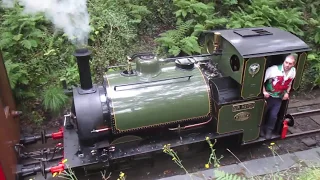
[287,108,320,137]
[243,105,320,145]
[286,104,320,138]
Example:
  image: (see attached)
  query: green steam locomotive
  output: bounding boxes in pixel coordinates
[60,26,311,173]
[12,26,312,179]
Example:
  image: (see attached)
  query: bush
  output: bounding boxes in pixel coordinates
[0,0,150,124]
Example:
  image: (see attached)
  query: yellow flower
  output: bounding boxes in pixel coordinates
[270,142,275,146]
[206,137,210,140]
[205,164,210,168]
[210,144,213,147]
[172,157,176,161]
[62,159,68,164]
[120,172,125,177]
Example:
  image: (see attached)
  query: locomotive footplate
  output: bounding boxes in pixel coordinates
[63,128,110,170]
[63,127,243,173]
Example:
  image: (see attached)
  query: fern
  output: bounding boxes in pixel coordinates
[180,36,201,55]
[226,0,306,36]
[155,0,229,57]
[4,60,29,89]
[155,20,197,56]
[173,0,214,24]
[214,170,247,180]
[125,3,151,23]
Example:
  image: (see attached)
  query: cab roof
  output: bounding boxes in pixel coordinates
[204,27,311,58]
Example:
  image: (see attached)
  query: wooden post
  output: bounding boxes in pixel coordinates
[0,51,21,180]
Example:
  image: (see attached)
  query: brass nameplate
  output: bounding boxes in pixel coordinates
[232,101,255,112]
[234,111,251,121]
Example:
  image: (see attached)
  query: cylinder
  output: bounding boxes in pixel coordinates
[74,48,93,90]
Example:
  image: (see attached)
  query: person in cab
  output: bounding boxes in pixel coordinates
[261,53,297,139]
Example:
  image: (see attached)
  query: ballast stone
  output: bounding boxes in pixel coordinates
[301,137,317,147]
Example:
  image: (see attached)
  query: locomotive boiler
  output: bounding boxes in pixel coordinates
[10,26,313,179]
[73,49,217,145]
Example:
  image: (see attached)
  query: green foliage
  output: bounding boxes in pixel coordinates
[4,59,29,89]
[304,52,320,89]
[0,10,45,50]
[214,170,246,180]
[0,4,76,108]
[0,0,149,123]
[125,2,151,24]
[42,87,69,114]
[155,20,201,56]
[87,0,150,81]
[299,1,320,88]
[174,0,214,25]
[130,0,176,36]
[297,167,320,180]
[227,0,306,36]
[155,0,228,57]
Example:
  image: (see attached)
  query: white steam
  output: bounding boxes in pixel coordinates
[1,0,91,47]
[1,0,14,8]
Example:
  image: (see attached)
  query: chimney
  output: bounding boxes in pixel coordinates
[74,48,93,90]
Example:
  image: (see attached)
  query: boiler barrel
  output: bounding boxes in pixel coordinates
[104,61,212,133]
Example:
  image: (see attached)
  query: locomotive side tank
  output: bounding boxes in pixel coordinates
[72,50,223,145]
[104,54,211,133]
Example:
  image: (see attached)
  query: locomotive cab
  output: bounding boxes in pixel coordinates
[201,27,311,143]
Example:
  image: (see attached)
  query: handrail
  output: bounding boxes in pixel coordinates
[113,75,192,91]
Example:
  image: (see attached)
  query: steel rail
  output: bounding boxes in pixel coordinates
[283,109,320,138]
[243,108,320,145]
[291,108,320,116]
[242,129,320,145]
[286,129,320,138]
[243,129,320,145]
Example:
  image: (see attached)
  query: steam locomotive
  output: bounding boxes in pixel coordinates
[11,26,312,179]
[59,27,311,174]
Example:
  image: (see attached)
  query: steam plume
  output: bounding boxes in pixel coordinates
[1,0,14,8]
[1,0,91,47]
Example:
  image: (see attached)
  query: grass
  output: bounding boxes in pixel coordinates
[161,139,320,180]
